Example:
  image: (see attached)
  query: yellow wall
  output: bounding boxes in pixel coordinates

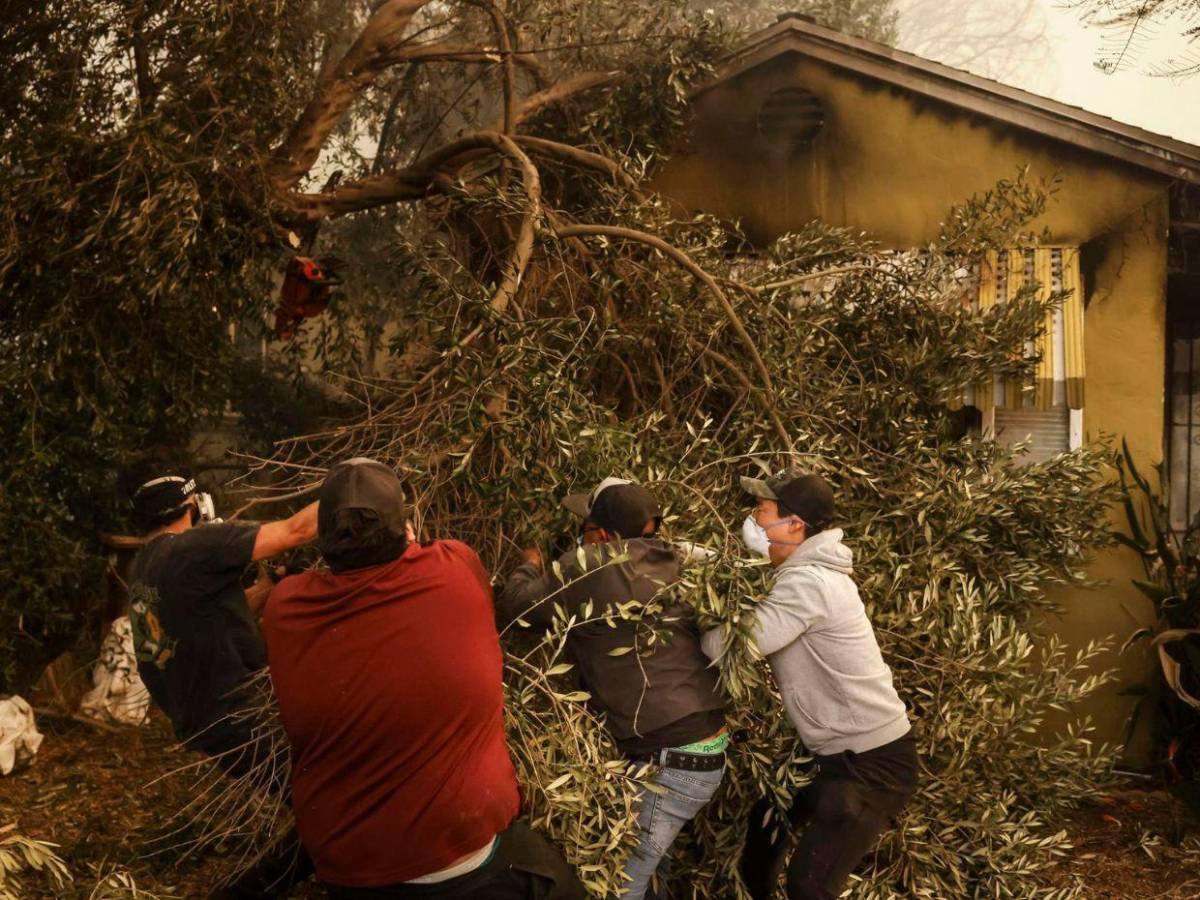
[654,52,1171,762]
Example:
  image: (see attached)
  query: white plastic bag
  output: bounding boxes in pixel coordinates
[79,616,150,726]
[0,695,44,775]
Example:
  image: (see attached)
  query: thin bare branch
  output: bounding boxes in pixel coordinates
[554,223,793,451]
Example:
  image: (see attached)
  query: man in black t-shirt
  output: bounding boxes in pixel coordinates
[125,471,320,899]
[126,472,318,769]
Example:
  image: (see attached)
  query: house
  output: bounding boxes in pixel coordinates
[653,13,1200,764]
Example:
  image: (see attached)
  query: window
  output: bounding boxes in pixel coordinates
[987,407,1084,463]
[959,247,1086,462]
[1167,274,1200,531]
[966,247,1085,412]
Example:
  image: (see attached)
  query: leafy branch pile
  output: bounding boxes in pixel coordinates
[237,186,1119,898]
[4,1,1122,896]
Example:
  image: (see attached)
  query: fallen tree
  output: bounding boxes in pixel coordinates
[181,8,1118,897]
[6,2,1121,896]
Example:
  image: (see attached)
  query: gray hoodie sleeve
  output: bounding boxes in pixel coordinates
[701,627,726,660]
[706,569,827,659]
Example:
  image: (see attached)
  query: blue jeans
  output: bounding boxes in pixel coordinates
[620,759,725,899]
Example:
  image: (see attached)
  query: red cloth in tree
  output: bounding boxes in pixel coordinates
[263,540,520,887]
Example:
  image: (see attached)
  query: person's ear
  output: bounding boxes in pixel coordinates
[405,520,416,542]
[789,519,807,537]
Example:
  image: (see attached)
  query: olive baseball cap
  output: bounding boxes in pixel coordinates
[740,469,834,529]
[562,476,662,539]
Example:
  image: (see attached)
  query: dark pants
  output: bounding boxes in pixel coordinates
[325,820,587,900]
[193,722,315,900]
[741,733,918,900]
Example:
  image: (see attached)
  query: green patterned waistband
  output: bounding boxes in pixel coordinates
[672,731,731,755]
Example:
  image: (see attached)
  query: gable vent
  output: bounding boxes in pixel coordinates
[757,86,825,151]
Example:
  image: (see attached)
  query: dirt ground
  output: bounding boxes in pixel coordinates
[0,710,320,899]
[1040,787,1200,899]
[2,714,1199,898]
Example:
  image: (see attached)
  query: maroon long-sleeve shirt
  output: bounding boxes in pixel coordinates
[263,540,520,887]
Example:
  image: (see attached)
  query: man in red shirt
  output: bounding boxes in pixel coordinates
[263,458,585,899]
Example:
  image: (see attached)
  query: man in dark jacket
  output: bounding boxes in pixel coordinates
[500,477,728,900]
[264,458,585,900]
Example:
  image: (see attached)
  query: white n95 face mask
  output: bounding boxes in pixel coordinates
[741,514,772,559]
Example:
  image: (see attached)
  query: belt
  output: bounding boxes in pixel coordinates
[632,747,726,772]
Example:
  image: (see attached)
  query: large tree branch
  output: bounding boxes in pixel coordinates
[554,223,794,451]
[285,134,500,221]
[269,0,434,188]
[286,169,434,219]
[513,136,644,198]
[288,131,540,315]
[392,41,501,63]
[503,70,621,131]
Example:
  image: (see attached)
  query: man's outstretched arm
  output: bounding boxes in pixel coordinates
[252,501,319,561]
[702,573,820,661]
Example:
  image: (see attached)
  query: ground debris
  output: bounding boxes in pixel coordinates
[0,712,319,898]
[1,713,1197,897]
[1040,788,1200,899]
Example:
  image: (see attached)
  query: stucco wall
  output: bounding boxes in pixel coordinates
[653,52,1171,761]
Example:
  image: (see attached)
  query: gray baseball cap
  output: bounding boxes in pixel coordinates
[562,476,633,519]
[563,476,661,539]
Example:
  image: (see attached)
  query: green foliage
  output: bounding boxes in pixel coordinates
[1115,439,1200,633]
[0,827,71,899]
[525,13,731,165]
[938,168,1058,256]
[0,1,346,689]
[1114,440,1200,799]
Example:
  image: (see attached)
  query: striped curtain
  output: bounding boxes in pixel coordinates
[969,247,1084,412]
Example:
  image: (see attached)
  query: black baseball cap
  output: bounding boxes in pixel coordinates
[562,476,662,539]
[318,458,409,572]
[740,469,834,530]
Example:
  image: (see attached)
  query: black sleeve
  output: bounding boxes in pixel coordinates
[497,563,562,630]
[176,523,261,579]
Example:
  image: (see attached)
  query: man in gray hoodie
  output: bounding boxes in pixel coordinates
[701,471,916,900]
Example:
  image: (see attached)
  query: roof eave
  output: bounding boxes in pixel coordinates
[693,19,1200,185]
